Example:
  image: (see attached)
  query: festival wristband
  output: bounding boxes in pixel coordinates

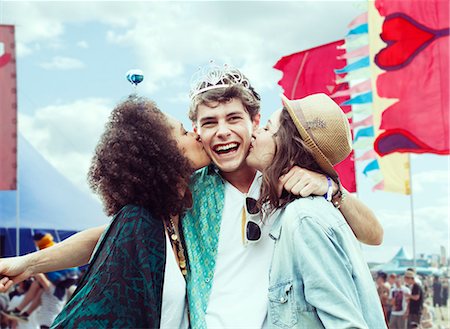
[323,176,333,202]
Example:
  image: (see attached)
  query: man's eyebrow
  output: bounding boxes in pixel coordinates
[226,111,245,117]
[198,116,217,122]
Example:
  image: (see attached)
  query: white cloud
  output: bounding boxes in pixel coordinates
[363,204,449,263]
[4,1,360,91]
[412,170,449,193]
[77,40,89,49]
[40,56,85,70]
[16,42,33,57]
[19,98,113,192]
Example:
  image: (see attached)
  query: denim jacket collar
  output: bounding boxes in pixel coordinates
[268,208,285,241]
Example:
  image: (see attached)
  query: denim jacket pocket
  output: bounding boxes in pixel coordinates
[268,281,298,328]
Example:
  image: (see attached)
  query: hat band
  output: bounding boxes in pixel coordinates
[291,104,320,147]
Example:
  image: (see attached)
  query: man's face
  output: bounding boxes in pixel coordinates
[195,98,259,173]
[404,276,414,285]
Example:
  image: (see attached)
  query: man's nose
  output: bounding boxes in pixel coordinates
[216,122,231,137]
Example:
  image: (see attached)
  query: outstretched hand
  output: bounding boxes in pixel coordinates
[279,166,337,197]
[0,256,33,292]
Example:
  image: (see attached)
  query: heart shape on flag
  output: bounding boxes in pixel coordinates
[0,53,11,68]
[375,13,449,71]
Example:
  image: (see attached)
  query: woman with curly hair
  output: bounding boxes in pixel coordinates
[246,94,386,329]
[50,96,210,328]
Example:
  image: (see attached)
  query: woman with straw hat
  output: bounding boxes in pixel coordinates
[246,93,386,328]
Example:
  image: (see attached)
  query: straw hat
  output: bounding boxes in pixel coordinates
[404,270,415,279]
[281,93,352,179]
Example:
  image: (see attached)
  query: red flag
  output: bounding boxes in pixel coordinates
[0,25,17,190]
[373,0,449,155]
[274,40,357,192]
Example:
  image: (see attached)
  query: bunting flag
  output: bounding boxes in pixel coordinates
[372,180,384,192]
[341,92,373,106]
[339,35,369,50]
[351,115,373,129]
[347,23,369,36]
[354,126,375,141]
[372,0,450,155]
[351,104,373,116]
[331,78,371,98]
[353,138,376,150]
[348,12,368,28]
[356,149,377,161]
[363,159,379,176]
[337,45,370,60]
[335,67,371,84]
[368,2,411,194]
[336,8,400,194]
[335,56,370,74]
[274,40,357,192]
[0,25,17,190]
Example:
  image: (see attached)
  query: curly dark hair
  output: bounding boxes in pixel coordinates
[88,95,193,220]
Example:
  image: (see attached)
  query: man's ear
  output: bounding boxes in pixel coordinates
[193,122,198,134]
[252,113,261,129]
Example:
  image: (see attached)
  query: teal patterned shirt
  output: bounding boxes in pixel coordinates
[182,165,225,329]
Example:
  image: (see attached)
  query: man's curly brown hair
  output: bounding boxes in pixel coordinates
[88,95,193,220]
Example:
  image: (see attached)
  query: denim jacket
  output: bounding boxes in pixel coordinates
[268,196,386,329]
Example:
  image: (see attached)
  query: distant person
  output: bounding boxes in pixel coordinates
[387,273,396,320]
[376,271,390,324]
[420,300,435,329]
[441,276,449,307]
[432,275,444,320]
[404,269,423,329]
[388,274,410,329]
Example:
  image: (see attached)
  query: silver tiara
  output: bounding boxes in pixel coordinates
[189,62,252,99]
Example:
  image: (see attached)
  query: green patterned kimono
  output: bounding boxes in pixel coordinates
[51,205,166,329]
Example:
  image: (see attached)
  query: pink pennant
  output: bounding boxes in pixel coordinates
[332,79,371,98]
[372,180,385,192]
[337,45,369,60]
[356,149,377,161]
[351,114,373,129]
[348,12,368,29]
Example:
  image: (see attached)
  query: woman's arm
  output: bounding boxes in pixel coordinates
[0,225,107,291]
[280,167,383,245]
[338,187,383,245]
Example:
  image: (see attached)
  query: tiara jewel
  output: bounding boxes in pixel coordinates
[189,62,251,99]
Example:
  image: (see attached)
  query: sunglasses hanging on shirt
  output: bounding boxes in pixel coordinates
[242,197,262,243]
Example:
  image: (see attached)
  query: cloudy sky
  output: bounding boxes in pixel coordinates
[1,1,448,263]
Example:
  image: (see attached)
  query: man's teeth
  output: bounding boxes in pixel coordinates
[215,143,238,152]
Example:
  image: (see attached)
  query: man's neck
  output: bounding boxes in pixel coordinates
[220,165,257,193]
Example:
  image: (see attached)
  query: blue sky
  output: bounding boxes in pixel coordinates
[1,1,448,263]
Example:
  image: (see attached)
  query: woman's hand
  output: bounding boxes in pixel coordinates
[0,255,34,292]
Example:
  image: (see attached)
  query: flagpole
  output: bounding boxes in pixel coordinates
[408,154,416,267]
[15,164,20,256]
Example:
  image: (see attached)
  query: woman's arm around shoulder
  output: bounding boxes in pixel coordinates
[0,224,107,291]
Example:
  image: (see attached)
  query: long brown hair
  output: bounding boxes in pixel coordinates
[258,108,327,215]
